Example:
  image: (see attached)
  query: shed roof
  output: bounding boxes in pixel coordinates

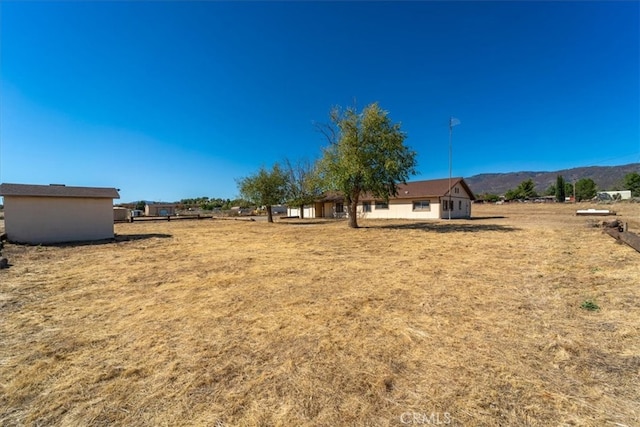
[0,183,120,199]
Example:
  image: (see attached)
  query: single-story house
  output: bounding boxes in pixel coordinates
[287,177,475,220]
[144,203,176,216]
[0,183,120,244]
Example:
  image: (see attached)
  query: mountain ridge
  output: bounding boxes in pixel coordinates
[466,163,639,196]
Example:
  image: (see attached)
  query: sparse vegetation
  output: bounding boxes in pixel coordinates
[581,299,600,311]
[1,203,639,426]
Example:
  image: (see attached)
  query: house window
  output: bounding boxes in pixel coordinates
[412,200,431,211]
[335,203,344,213]
[458,200,462,210]
[362,201,371,212]
[375,201,389,209]
[454,187,460,194]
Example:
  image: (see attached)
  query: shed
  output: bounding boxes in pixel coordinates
[144,203,176,216]
[113,207,130,222]
[0,183,120,244]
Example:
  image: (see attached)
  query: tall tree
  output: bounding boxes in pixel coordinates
[574,178,597,201]
[317,102,417,228]
[283,158,323,219]
[237,163,288,223]
[505,179,538,200]
[565,182,575,200]
[555,175,566,202]
[623,172,640,197]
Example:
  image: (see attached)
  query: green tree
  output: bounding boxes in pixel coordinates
[480,193,500,203]
[237,163,288,223]
[555,175,566,203]
[283,158,323,219]
[135,200,146,211]
[574,178,597,201]
[623,172,640,197]
[544,184,556,197]
[505,179,538,201]
[317,102,417,228]
[565,182,574,200]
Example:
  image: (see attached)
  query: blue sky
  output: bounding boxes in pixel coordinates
[1,1,638,202]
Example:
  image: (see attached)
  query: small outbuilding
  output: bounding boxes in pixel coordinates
[0,183,120,244]
[113,207,130,222]
[144,203,176,216]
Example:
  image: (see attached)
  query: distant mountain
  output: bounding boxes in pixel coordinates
[466,163,639,196]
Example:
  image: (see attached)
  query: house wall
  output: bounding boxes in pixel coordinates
[439,196,472,219]
[442,183,471,217]
[287,206,316,218]
[357,198,441,219]
[3,196,115,243]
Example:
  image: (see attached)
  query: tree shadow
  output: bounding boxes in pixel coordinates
[375,221,519,233]
[115,233,173,242]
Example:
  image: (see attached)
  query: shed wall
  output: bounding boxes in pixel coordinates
[4,196,115,243]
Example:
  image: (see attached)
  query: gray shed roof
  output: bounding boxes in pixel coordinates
[0,183,120,199]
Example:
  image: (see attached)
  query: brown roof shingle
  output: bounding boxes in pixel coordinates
[392,177,476,200]
[0,183,120,199]
[360,178,475,200]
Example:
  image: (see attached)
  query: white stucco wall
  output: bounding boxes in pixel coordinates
[287,206,316,218]
[357,199,441,219]
[3,196,115,243]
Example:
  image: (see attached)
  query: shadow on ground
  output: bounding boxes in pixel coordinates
[376,222,519,233]
[468,216,507,220]
[115,233,173,242]
[18,233,174,247]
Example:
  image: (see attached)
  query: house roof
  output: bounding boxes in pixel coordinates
[391,177,476,200]
[0,183,120,199]
[316,178,476,203]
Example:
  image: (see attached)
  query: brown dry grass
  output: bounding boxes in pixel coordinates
[1,202,639,426]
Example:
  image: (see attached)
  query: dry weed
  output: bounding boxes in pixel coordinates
[1,203,639,426]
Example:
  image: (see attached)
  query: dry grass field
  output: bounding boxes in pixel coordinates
[1,203,639,426]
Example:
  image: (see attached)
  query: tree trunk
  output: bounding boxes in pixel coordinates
[348,197,359,228]
[266,205,274,223]
[299,204,304,219]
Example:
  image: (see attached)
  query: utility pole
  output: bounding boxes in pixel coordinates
[448,117,460,220]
